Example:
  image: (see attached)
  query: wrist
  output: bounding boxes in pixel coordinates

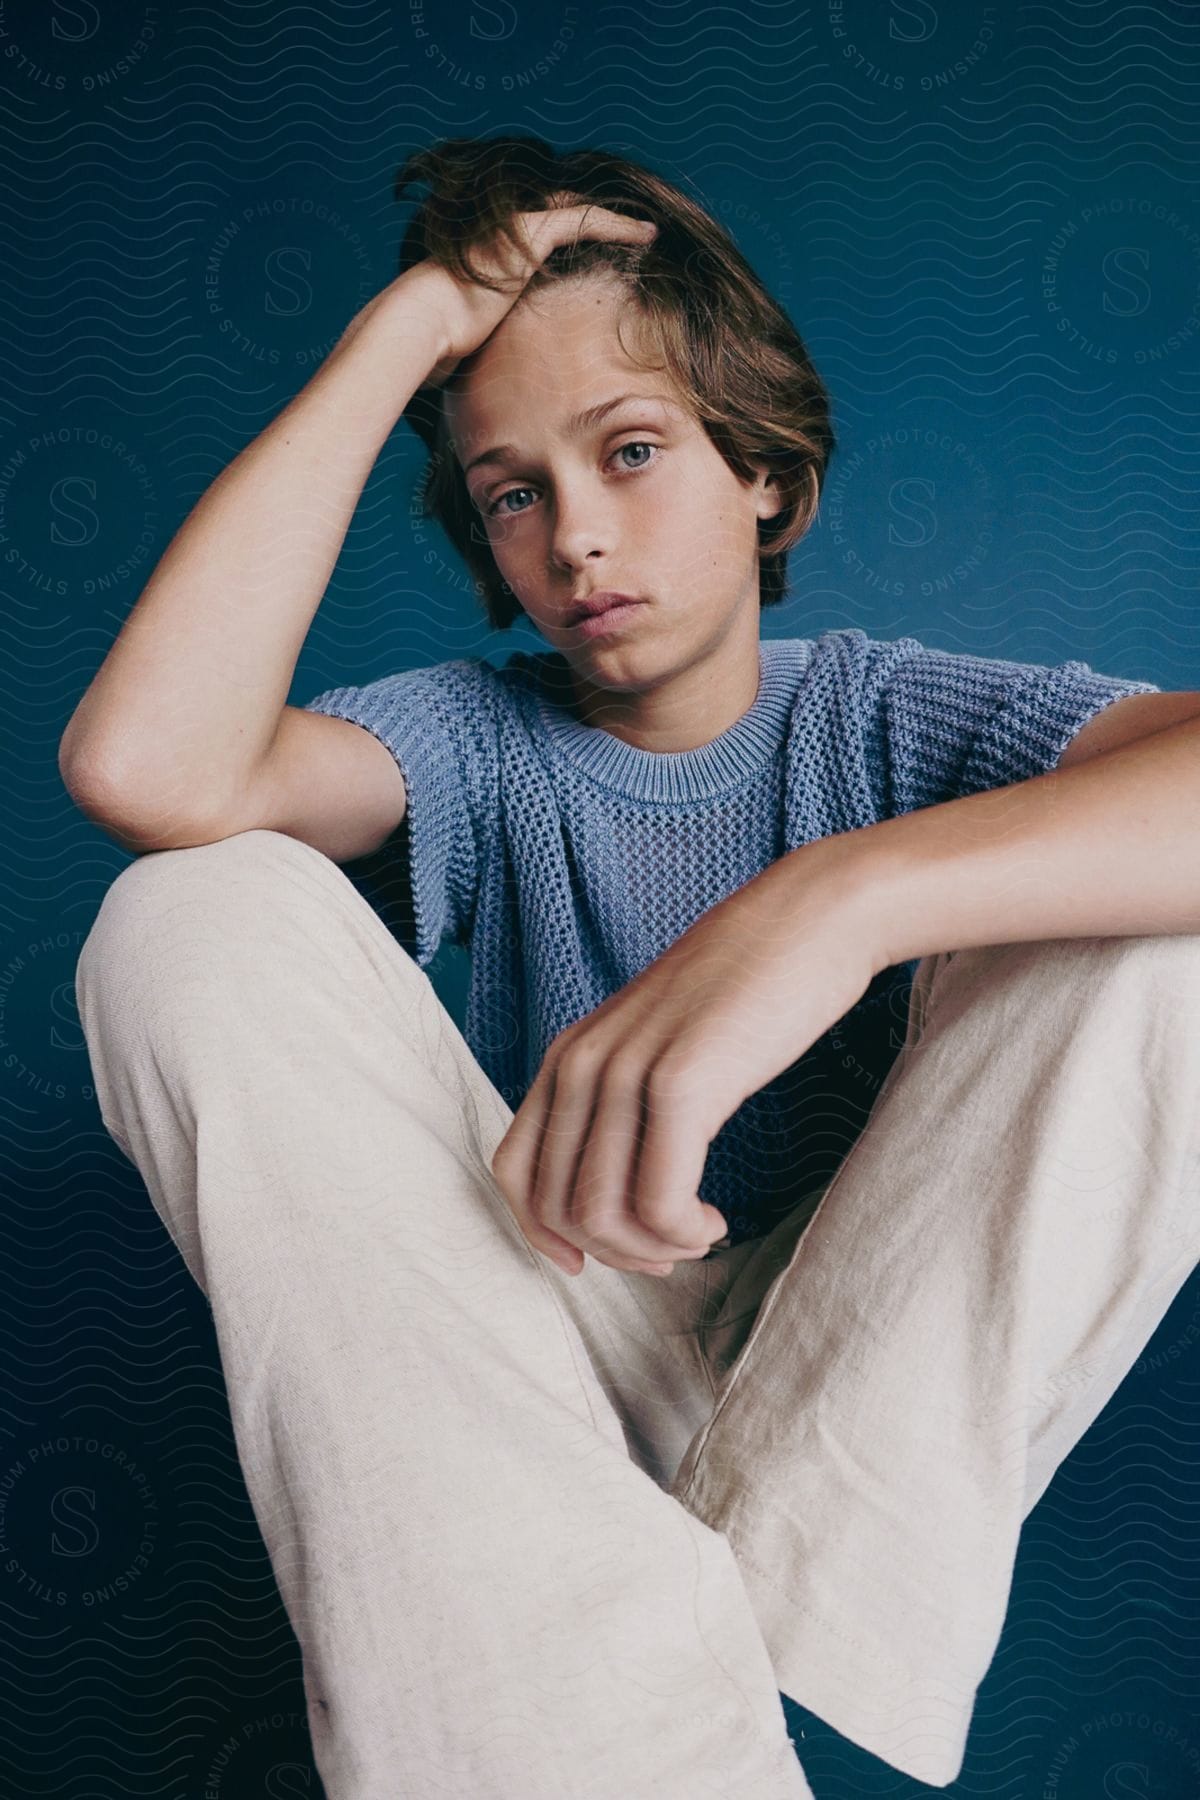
[755,833,895,979]
[378,264,456,369]
[335,266,452,387]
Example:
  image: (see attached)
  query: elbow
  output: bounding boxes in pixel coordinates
[58,713,129,816]
[58,750,148,853]
[59,734,126,822]
[58,744,212,856]
[59,703,249,853]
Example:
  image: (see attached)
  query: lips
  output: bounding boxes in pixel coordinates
[565,591,643,625]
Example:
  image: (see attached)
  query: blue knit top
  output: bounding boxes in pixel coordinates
[304,628,1158,1247]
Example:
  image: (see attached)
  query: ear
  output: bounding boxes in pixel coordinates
[751,463,783,523]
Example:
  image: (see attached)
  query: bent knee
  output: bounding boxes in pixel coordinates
[76,829,338,1010]
[943,930,1200,1017]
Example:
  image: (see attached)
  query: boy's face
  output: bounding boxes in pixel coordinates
[443,272,780,745]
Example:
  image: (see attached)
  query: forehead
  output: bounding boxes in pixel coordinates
[443,279,677,457]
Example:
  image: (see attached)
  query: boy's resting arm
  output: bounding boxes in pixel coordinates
[57,264,448,860]
[85,706,409,867]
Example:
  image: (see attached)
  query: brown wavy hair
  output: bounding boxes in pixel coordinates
[395,134,836,632]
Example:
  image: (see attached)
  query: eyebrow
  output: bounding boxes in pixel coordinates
[461,392,678,480]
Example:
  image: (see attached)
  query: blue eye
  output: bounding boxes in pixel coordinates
[485,440,660,518]
[488,486,535,519]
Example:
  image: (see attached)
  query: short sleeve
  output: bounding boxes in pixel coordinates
[302,657,500,969]
[848,630,1162,817]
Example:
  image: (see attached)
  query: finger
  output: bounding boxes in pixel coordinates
[567,1069,719,1267]
[578,208,658,249]
[626,1065,728,1255]
[595,207,658,240]
[489,1084,582,1272]
[524,1054,600,1248]
[528,1056,700,1265]
[535,203,657,259]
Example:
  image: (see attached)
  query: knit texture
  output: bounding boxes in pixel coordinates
[304,628,1159,1247]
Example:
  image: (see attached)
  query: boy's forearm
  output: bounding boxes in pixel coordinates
[751,712,1200,969]
[58,264,449,836]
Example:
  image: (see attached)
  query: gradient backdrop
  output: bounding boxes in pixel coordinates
[4,1,1199,1795]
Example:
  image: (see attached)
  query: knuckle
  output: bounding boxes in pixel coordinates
[647,1051,694,1094]
[639,1198,709,1250]
[572,1207,607,1244]
[602,1048,642,1087]
[636,1203,679,1239]
[644,1063,691,1107]
[575,1216,624,1258]
[558,1043,604,1086]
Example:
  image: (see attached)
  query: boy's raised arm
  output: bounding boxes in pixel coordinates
[58,199,657,854]
[57,264,451,847]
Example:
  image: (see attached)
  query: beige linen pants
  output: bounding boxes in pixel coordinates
[74,829,1200,1798]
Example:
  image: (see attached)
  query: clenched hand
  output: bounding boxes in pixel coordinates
[488,850,882,1278]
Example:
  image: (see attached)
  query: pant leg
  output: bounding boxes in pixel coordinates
[669,932,1200,1790]
[74,828,810,1800]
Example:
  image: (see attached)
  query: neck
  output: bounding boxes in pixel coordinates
[564,615,763,754]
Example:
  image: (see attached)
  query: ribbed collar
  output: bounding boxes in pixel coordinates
[526,637,807,804]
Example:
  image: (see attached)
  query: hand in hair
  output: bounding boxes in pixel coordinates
[418,201,657,389]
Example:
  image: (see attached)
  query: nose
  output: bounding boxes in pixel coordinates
[548,477,615,576]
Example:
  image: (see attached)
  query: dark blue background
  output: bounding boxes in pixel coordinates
[4,0,1199,1793]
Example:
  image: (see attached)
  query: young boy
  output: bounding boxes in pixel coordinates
[306,135,1164,1270]
[63,135,1200,1800]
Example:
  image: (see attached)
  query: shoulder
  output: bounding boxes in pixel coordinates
[792,627,925,682]
[409,647,563,714]
[304,652,505,719]
[787,629,929,718]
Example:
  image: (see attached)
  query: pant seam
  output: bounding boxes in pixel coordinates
[693,1257,721,1402]
[674,1126,880,1508]
[719,1529,946,1686]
